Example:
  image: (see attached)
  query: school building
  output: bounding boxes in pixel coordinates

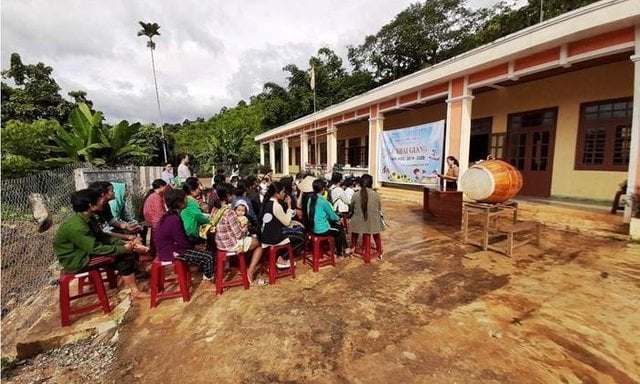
[255,0,640,221]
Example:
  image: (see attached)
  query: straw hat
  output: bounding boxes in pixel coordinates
[298,175,315,193]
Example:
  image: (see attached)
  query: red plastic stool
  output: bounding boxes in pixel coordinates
[78,267,117,294]
[262,240,296,285]
[215,250,249,295]
[302,234,336,272]
[59,269,111,327]
[351,233,382,264]
[150,258,192,308]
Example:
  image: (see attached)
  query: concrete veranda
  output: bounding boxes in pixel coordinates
[3,196,640,383]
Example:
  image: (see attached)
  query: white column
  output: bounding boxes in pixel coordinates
[282,137,290,176]
[259,143,265,166]
[625,27,640,223]
[300,132,309,172]
[368,115,384,188]
[269,141,276,171]
[326,125,337,169]
[445,76,474,185]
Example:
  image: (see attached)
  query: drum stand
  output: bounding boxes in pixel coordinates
[462,201,518,251]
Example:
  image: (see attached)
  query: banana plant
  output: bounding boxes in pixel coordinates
[101,120,151,166]
[47,102,108,165]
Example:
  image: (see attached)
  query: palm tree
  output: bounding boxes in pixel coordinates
[137,21,167,163]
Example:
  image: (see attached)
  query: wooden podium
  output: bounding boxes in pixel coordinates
[422,187,463,226]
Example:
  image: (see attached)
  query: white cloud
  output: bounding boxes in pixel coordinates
[1,0,507,124]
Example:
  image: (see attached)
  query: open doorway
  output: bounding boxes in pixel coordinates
[469,117,492,163]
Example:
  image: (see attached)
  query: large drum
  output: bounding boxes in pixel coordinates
[460,160,522,204]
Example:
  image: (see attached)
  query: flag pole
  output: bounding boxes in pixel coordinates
[310,64,318,169]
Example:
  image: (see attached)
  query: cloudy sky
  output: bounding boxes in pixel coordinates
[2,0,514,124]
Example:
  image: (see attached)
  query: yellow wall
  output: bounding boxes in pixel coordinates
[472,59,634,200]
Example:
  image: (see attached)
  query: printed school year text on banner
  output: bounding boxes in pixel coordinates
[379,120,444,185]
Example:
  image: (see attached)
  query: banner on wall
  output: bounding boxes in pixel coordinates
[379,120,444,185]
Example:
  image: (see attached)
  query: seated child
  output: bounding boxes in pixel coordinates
[233,200,257,237]
[154,189,215,283]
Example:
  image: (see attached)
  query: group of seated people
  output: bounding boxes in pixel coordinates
[53,181,151,300]
[54,169,385,294]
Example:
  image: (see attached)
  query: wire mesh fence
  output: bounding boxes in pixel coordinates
[1,163,85,317]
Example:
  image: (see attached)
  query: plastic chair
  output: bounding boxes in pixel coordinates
[150,258,192,308]
[262,239,296,285]
[302,233,336,272]
[215,249,249,295]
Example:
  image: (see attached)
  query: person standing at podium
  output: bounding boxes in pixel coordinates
[437,156,459,191]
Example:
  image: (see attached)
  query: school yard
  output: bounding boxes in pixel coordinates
[2,194,639,383]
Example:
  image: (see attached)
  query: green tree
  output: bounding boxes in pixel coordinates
[1,119,60,177]
[1,119,59,160]
[137,21,167,162]
[347,0,481,83]
[464,0,602,49]
[1,53,78,124]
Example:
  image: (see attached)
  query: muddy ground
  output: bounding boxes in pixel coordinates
[4,199,640,383]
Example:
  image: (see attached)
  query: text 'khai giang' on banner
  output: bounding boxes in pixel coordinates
[379,120,444,185]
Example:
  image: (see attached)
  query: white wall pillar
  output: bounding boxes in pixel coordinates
[368,114,384,188]
[625,26,640,223]
[259,143,265,166]
[445,77,474,187]
[300,132,309,172]
[269,141,276,171]
[282,137,290,176]
[326,125,337,169]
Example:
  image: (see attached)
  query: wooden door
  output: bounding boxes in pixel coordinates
[507,108,557,197]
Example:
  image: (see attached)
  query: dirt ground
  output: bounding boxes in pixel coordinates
[4,199,640,383]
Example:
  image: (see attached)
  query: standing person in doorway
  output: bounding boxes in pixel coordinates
[177,154,192,183]
[437,156,459,191]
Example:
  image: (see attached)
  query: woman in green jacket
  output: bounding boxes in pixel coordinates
[180,177,210,241]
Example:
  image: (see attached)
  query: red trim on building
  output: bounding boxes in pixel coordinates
[333,116,343,123]
[356,107,369,116]
[399,92,419,105]
[370,104,378,117]
[420,84,448,99]
[514,47,560,71]
[344,111,356,119]
[568,27,635,57]
[378,99,397,110]
[468,63,509,84]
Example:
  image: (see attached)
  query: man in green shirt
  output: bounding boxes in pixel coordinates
[53,189,149,300]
